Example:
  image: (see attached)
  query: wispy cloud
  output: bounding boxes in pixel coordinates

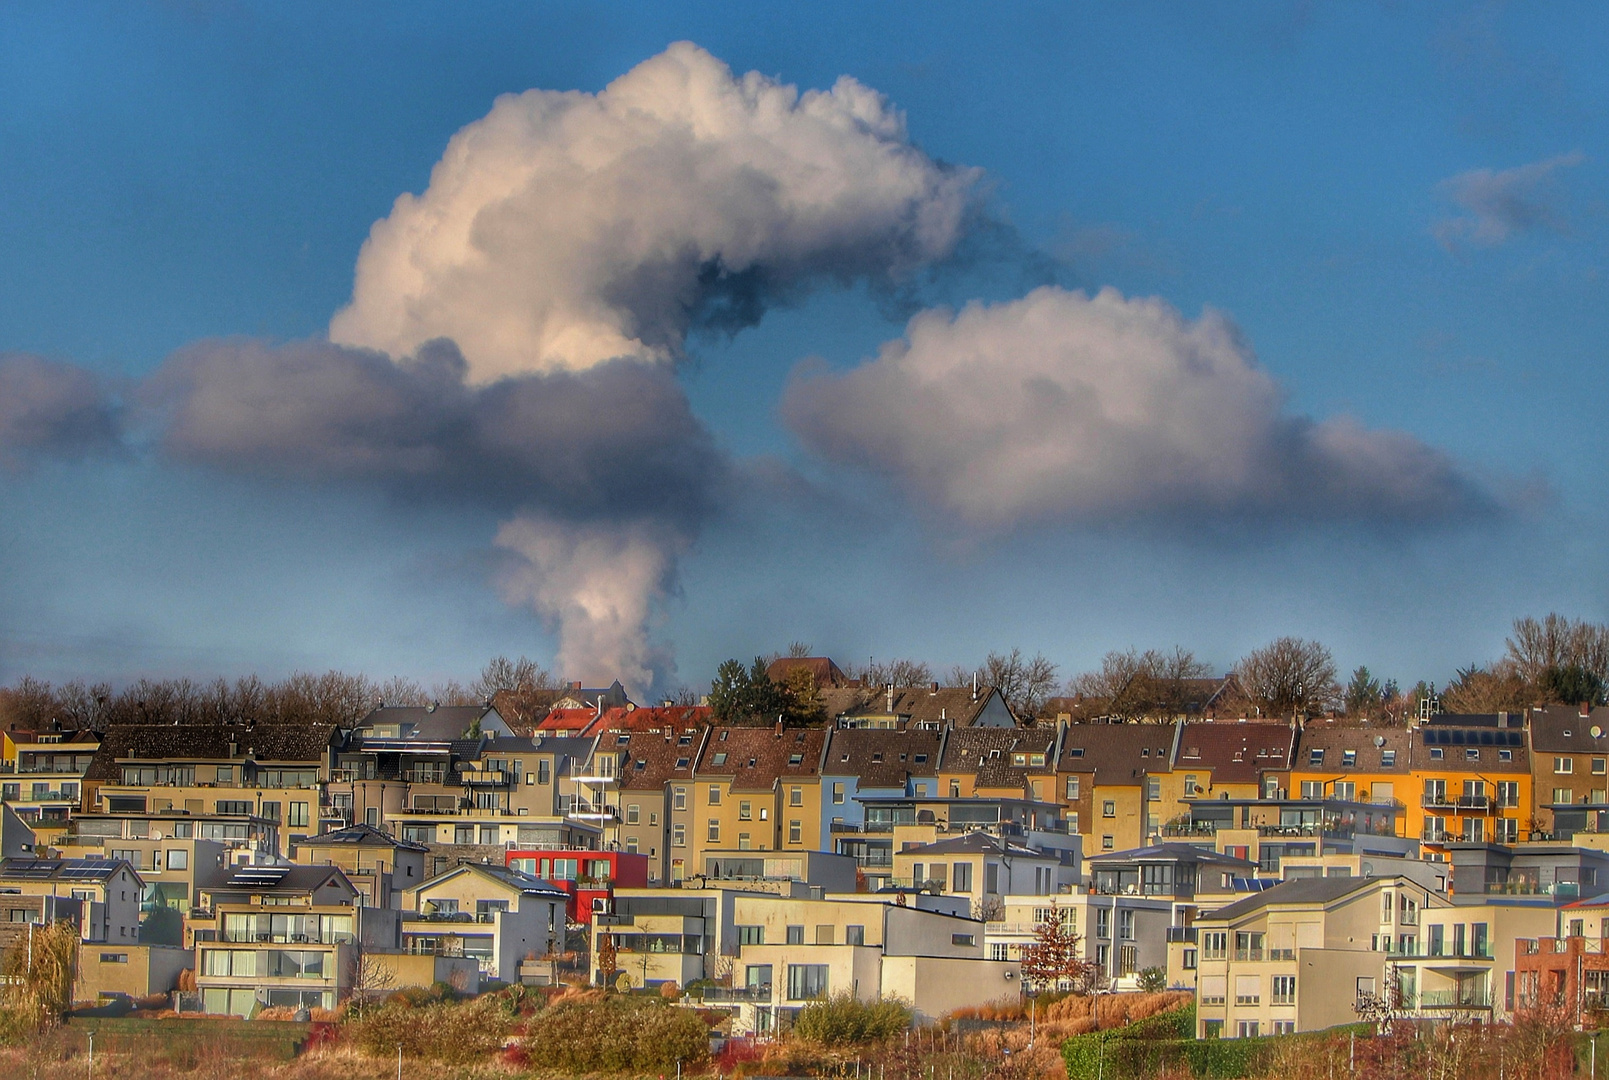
[0,354,121,472]
[1434,151,1585,251]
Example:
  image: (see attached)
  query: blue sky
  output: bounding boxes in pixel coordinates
[2,2,1606,695]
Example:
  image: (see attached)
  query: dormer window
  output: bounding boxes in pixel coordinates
[872,752,883,762]
[840,753,850,762]
[711,753,727,767]
[675,757,689,769]
[914,754,928,763]
[1381,750,1396,767]
[788,754,804,766]
[1466,748,1479,761]
[1069,748,1084,758]
[1141,748,1149,757]
[719,730,729,741]
[1309,749,1324,766]
[1342,750,1356,767]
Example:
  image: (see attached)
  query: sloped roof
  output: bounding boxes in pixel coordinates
[940,728,1057,789]
[1175,723,1295,785]
[419,861,567,898]
[85,721,336,780]
[1290,725,1413,774]
[618,728,707,791]
[1529,705,1609,755]
[1197,874,1380,923]
[899,831,1043,859]
[1058,723,1174,783]
[765,657,851,688]
[695,726,826,791]
[1087,842,1256,869]
[540,704,712,738]
[822,728,943,787]
[819,685,1011,728]
[354,705,489,742]
[298,822,429,852]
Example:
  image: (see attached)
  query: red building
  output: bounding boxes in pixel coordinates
[506,849,650,924]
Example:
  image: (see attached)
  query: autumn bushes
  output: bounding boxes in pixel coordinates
[792,993,913,1046]
[518,989,711,1072]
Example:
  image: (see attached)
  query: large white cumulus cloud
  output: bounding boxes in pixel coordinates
[783,286,1496,528]
[330,41,979,382]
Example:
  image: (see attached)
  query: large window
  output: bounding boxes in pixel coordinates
[1272,975,1296,1004]
[786,964,829,1000]
[737,925,764,946]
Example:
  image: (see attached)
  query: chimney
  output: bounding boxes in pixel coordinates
[931,681,939,693]
[972,671,978,702]
[1583,703,1593,719]
[887,685,894,713]
[570,681,582,691]
[775,717,784,737]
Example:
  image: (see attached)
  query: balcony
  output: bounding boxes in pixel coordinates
[1233,948,1264,962]
[1484,880,1579,898]
[1165,927,1198,943]
[696,985,772,1003]
[1160,823,1219,837]
[462,770,512,787]
[1417,989,1491,1009]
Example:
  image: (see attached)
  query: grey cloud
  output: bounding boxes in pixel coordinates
[1434,152,1586,250]
[782,286,1499,531]
[142,337,723,529]
[0,354,121,471]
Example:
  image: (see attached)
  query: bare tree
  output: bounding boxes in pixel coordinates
[373,675,429,707]
[785,641,814,659]
[1073,646,1212,722]
[979,649,1060,719]
[856,658,935,687]
[345,945,397,1017]
[1505,614,1609,705]
[1441,663,1530,713]
[1236,637,1340,718]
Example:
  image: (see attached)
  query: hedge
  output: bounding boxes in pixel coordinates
[1061,1006,1372,1080]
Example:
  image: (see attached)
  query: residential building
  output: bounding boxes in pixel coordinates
[505,848,649,923]
[727,892,1019,1030]
[1,727,98,828]
[1528,705,1609,840]
[291,822,428,909]
[0,856,144,943]
[893,833,1071,919]
[83,720,334,853]
[593,886,765,987]
[821,727,944,885]
[401,862,567,982]
[1442,840,1609,900]
[77,943,192,1002]
[1405,896,1555,1019]
[1193,875,1444,1038]
[764,657,852,689]
[822,683,1018,730]
[695,850,857,896]
[1165,723,1294,835]
[984,893,1179,991]
[939,727,1059,803]
[687,725,826,870]
[52,832,227,941]
[1411,713,1530,848]
[1058,723,1175,854]
[618,726,706,885]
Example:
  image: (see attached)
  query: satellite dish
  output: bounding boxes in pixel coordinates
[1374,735,1386,747]
[1593,726,1603,739]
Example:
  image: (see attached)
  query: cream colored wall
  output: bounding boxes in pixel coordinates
[879,956,1021,1022]
[732,896,887,946]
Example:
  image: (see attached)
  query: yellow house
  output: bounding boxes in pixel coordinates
[1409,716,1529,848]
[1057,724,1175,854]
[688,726,826,870]
[937,728,1059,802]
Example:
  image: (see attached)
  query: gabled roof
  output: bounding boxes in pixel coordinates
[354,705,499,743]
[1058,723,1174,782]
[298,822,429,852]
[215,862,355,896]
[940,728,1057,789]
[417,861,567,898]
[1529,705,1609,755]
[822,728,943,787]
[1174,723,1294,785]
[1196,874,1386,923]
[1291,725,1413,774]
[0,857,142,886]
[695,726,826,791]
[618,728,706,791]
[539,704,712,738]
[820,685,1013,728]
[84,721,336,780]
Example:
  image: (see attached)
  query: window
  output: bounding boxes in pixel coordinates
[1555,788,1574,804]
[1102,800,1115,818]
[1342,749,1357,767]
[261,800,281,823]
[1496,818,1518,843]
[952,933,975,947]
[786,925,805,945]
[100,953,128,964]
[1096,908,1110,939]
[711,752,727,767]
[1356,976,1376,1003]
[1235,975,1260,1006]
[288,801,309,828]
[625,837,638,854]
[789,820,802,843]
[1183,948,1197,970]
[672,786,686,810]
[1558,757,1575,774]
[708,785,722,806]
[216,800,250,815]
[166,849,188,871]
[537,759,551,784]
[786,964,829,1000]
[1146,777,1160,800]
[1200,931,1227,960]
[1273,1021,1296,1035]
[1237,1021,1260,1039]
[847,925,864,946]
[216,765,233,784]
[1199,976,1226,1005]
[1498,781,1520,808]
[1430,747,1444,760]
[1500,749,1512,762]
[1596,758,1607,776]
[1066,777,1080,800]
[1300,780,1323,799]
[991,943,1010,960]
[672,823,686,847]
[1184,775,1199,797]
[1068,812,1079,833]
[790,786,803,807]
[832,782,845,805]
[739,801,752,821]
[1118,910,1134,940]
[1381,749,1397,767]
[1466,748,1479,761]
[707,820,720,843]
[1309,748,1324,766]
[1102,835,1114,850]
[1272,975,1296,1004]
[816,925,835,945]
[954,862,972,892]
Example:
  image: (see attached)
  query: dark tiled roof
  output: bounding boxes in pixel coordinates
[85,721,336,780]
[695,726,826,791]
[1290,725,1413,774]
[765,657,851,688]
[822,728,943,787]
[900,832,1043,858]
[1087,842,1256,869]
[355,705,488,742]
[216,863,355,896]
[819,685,1010,728]
[0,857,137,883]
[1528,705,1609,754]
[1416,721,1529,772]
[1174,723,1294,785]
[619,728,706,791]
[299,822,429,852]
[1058,723,1173,783]
[941,728,1057,789]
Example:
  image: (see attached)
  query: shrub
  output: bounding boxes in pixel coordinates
[793,992,913,1046]
[522,993,710,1072]
[1137,967,1167,993]
[344,994,511,1063]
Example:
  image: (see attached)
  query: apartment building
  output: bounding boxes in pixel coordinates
[1058,723,1174,854]
[0,857,144,943]
[1442,839,1609,900]
[402,862,566,981]
[51,832,227,942]
[1168,722,1293,818]
[1,727,98,829]
[505,848,649,923]
[822,682,1017,730]
[893,832,1071,917]
[1404,896,1556,1019]
[983,893,1179,991]
[687,726,826,869]
[727,891,1018,1029]
[83,720,334,853]
[615,726,705,884]
[1529,705,1609,840]
[821,727,944,883]
[291,822,428,909]
[1086,843,1253,985]
[938,727,1058,803]
[1193,874,1443,1038]
[594,886,765,987]
[1412,714,1530,848]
